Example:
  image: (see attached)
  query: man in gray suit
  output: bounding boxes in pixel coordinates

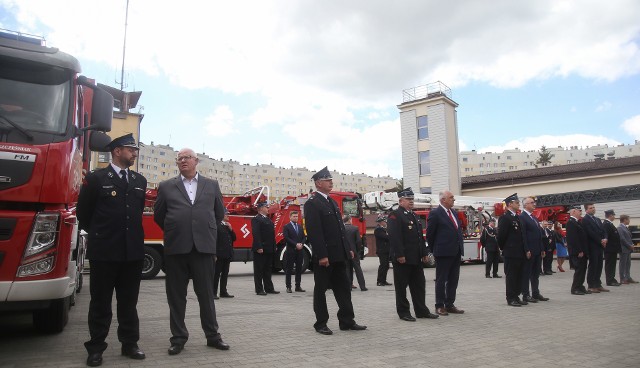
[153,148,229,355]
[618,214,638,284]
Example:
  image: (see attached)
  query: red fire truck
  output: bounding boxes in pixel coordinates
[0,29,114,332]
[141,186,366,279]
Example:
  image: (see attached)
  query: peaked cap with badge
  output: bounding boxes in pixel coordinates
[107,133,139,151]
[311,166,332,181]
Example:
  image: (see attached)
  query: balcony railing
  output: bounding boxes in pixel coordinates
[402,81,452,103]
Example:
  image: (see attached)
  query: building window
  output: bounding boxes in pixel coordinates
[419,151,430,175]
[479,163,484,168]
[462,157,468,162]
[420,187,432,194]
[160,151,165,156]
[417,116,428,140]
[494,163,498,168]
[507,156,512,159]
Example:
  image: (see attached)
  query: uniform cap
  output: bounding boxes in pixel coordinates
[107,133,139,150]
[311,166,332,181]
[398,187,415,199]
[488,218,496,223]
[504,193,519,204]
[604,209,615,216]
[569,205,582,211]
[256,202,268,208]
[376,215,387,223]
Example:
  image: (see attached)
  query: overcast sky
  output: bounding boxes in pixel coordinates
[2,0,639,179]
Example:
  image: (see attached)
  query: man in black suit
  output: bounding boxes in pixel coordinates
[344,214,367,291]
[214,210,236,299]
[426,190,465,316]
[283,211,306,293]
[303,167,366,335]
[388,188,439,322]
[541,221,556,275]
[519,196,549,303]
[480,218,501,278]
[582,203,609,293]
[374,217,392,286]
[497,193,527,307]
[77,134,147,366]
[153,148,229,355]
[566,207,589,295]
[602,210,621,286]
[251,202,279,295]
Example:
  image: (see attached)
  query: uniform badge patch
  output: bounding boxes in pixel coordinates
[111,191,117,197]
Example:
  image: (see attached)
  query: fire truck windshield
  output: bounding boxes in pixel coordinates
[0,61,70,138]
[342,197,361,218]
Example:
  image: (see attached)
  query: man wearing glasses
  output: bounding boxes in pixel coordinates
[153,148,229,355]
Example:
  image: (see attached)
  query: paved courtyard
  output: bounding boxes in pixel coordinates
[1,258,639,367]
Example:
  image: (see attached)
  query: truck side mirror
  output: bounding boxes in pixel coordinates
[90,88,114,132]
[89,131,111,152]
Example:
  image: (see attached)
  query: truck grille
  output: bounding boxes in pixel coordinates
[0,218,17,240]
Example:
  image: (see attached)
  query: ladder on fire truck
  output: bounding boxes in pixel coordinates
[535,185,640,207]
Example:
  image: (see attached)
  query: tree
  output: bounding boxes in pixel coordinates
[535,145,555,167]
[386,178,403,193]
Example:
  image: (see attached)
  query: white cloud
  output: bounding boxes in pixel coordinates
[478,134,621,153]
[204,106,236,137]
[621,115,640,139]
[595,101,612,112]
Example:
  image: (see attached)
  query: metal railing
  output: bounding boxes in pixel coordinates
[402,81,452,103]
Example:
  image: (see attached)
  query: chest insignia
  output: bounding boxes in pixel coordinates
[408,225,412,229]
[111,191,117,197]
[107,172,114,178]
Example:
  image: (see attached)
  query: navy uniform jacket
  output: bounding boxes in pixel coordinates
[426,206,464,257]
[251,214,276,253]
[566,217,587,256]
[603,220,621,254]
[77,165,147,261]
[374,226,390,255]
[216,222,236,260]
[497,211,525,259]
[303,192,349,263]
[387,207,428,265]
[519,211,544,255]
[283,221,306,249]
[582,214,606,252]
[542,228,555,252]
[480,226,499,252]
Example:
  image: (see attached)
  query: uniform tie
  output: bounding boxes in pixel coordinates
[120,169,128,184]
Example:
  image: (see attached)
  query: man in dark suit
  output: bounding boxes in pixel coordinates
[602,209,621,286]
[581,203,609,293]
[283,211,306,293]
[344,214,367,291]
[303,167,366,335]
[388,188,439,322]
[78,133,147,366]
[426,190,465,316]
[251,202,279,295]
[214,210,236,299]
[480,218,501,278]
[374,217,392,286]
[153,148,229,355]
[519,196,549,303]
[566,207,589,295]
[497,193,527,306]
[541,221,556,275]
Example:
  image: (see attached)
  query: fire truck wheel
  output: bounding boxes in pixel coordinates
[33,296,70,334]
[142,246,162,280]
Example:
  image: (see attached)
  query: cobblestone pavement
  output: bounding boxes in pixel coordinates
[1,258,639,368]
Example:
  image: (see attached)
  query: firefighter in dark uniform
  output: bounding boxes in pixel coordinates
[387,188,439,322]
[251,202,279,295]
[497,193,527,307]
[77,133,147,366]
[304,166,366,335]
[374,216,392,286]
[480,218,501,278]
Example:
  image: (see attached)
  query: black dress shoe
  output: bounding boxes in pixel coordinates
[256,291,267,296]
[207,339,230,350]
[544,271,553,275]
[220,292,234,298]
[339,323,367,331]
[286,287,292,293]
[315,326,333,335]
[492,274,502,278]
[399,315,416,322]
[121,345,146,360]
[383,282,392,286]
[416,312,439,319]
[361,287,368,291]
[523,295,538,303]
[295,286,306,292]
[518,298,528,305]
[168,344,184,355]
[507,300,522,307]
[571,290,586,295]
[266,290,280,294]
[533,294,549,301]
[86,352,102,366]
[485,275,491,278]
[214,295,220,300]
[607,282,621,286]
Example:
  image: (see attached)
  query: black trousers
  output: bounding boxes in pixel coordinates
[392,262,430,317]
[349,257,366,289]
[604,252,619,284]
[521,254,541,297]
[570,255,588,292]
[312,261,355,329]
[587,247,604,288]
[285,247,304,288]
[485,251,500,276]
[504,257,524,302]
[543,250,554,273]
[253,252,274,293]
[85,260,143,354]
[213,257,231,295]
[165,251,220,345]
[434,255,461,309]
[377,253,390,283]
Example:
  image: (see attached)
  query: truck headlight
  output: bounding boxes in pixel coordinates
[17,256,55,277]
[24,213,59,257]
